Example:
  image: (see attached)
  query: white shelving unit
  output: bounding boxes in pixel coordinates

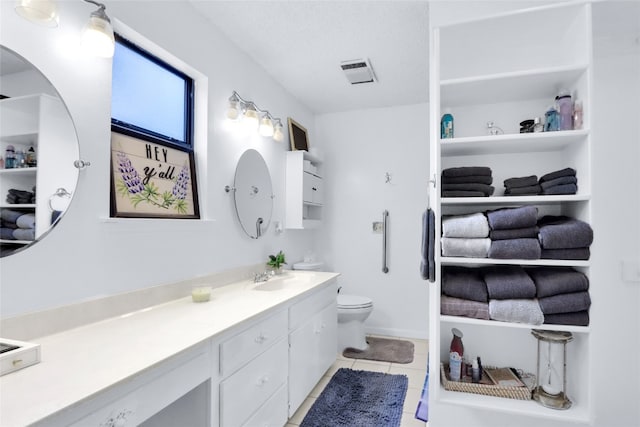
[285,150,323,229]
[428,2,593,425]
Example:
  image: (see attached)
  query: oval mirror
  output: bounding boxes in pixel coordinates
[0,46,80,257]
[231,149,273,239]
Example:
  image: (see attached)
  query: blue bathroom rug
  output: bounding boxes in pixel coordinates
[300,368,408,427]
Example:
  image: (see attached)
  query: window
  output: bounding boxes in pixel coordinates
[111,34,194,150]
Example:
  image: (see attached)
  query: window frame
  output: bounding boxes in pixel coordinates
[111,33,195,152]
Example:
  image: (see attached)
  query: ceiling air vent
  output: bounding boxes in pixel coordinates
[340,58,377,85]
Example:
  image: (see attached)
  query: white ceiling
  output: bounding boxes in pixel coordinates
[190,0,430,115]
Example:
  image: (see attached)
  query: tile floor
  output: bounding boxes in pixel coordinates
[286,336,429,427]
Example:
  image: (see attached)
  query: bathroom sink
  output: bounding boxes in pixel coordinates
[251,274,307,292]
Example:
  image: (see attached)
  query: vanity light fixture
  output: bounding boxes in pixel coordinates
[80,0,115,58]
[226,91,284,141]
[14,0,58,27]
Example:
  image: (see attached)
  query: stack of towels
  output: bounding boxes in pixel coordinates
[538,215,593,260]
[503,175,541,196]
[440,265,590,326]
[0,209,36,241]
[539,167,578,195]
[486,206,541,259]
[529,267,591,326]
[441,166,494,197]
[441,212,490,258]
[6,187,36,204]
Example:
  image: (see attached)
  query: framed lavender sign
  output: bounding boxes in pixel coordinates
[110,132,200,219]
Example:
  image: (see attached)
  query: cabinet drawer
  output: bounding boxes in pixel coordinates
[290,282,337,331]
[220,309,287,377]
[242,384,288,427]
[303,172,323,205]
[220,338,288,427]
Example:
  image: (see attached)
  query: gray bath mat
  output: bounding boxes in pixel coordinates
[342,336,414,364]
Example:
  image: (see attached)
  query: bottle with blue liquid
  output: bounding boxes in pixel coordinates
[441,108,454,139]
[544,105,559,132]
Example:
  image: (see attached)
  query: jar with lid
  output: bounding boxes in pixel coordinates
[4,145,16,169]
[556,90,573,130]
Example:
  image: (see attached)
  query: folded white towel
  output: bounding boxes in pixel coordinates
[442,212,489,238]
[489,299,544,325]
[441,237,490,258]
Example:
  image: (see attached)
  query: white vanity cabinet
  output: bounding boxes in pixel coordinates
[288,282,338,417]
[218,310,289,427]
[285,150,323,229]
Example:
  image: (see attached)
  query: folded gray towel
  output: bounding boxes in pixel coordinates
[527,267,589,298]
[538,291,591,314]
[539,167,576,182]
[441,237,490,258]
[487,206,538,230]
[442,183,495,196]
[420,209,435,282]
[540,175,577,190]
[1,209,24,223]
[441,295,490,320]
[490,226,539,240]
[442,212,489,238]
[442,266,488,302]
[442,166,492,177]
[541,183,578,195]
[16,213,35,229]
[12,228,35,241]
[442,175,493,185]
[504,185,541,195]
[442,190,486,197]
[541,247,590,260]
[489,299,544,325]
[1,228,16,240]
[488,238,541,259]
[482,266,536,299]
[544,311,589,326]
[504,175,538,188]
[538,216,593,249]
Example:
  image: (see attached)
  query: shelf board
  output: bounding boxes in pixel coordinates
[0,132,38,144]
[440,315,590,334]
[0,239,32,245]
[0,167,37,175]
[440,129,588,156]
[436,388,590,423]
[440,257,590,268]
[441,194,590,206]
[440,65,589,107]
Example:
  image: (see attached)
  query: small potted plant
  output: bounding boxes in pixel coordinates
[267,250,287,275]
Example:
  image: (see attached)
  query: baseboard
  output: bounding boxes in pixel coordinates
[366,326,428,340]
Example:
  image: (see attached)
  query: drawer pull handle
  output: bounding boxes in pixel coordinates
[256,375,270,386]
[254,334,268,343]
[312,187,317,191]
[12,359,22,366]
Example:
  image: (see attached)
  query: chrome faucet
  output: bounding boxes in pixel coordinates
[253,271,271,283]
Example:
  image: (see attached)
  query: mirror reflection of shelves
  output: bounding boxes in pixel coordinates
[285,150,323,229]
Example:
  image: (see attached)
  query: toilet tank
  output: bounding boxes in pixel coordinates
[292,261,324,271]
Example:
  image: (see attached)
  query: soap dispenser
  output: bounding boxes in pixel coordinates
[441,108,454,139]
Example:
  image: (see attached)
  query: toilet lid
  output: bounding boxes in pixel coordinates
[337,294,373,309]
[292,261,324,271]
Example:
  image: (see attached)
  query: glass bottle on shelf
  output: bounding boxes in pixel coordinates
[544,106,559,132]
[573,100,583,130]
[556,90,573,130]
[449,328,464,381]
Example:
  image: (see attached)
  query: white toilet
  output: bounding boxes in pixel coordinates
[292,261,374,352]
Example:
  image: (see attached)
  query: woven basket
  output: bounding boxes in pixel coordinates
[440,363,534,400]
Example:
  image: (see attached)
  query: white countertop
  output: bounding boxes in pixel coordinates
[0,270,339,427]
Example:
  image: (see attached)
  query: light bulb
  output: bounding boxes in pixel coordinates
[227,99,241,120]
[259,114,274,137]
[243,103,259,130]
[273,121,284,142]
[15,0,58,27]
[80,14,115,58]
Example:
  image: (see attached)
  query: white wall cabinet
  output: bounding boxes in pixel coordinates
[288,284,338,416]
[428,3,593,426]
[285,150,323,229]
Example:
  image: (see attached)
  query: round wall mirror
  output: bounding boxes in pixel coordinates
[0,46,80,257]
[231,149,273,239]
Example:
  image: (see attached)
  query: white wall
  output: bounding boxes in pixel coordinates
[0,1,318,317]
[316,104,430,339]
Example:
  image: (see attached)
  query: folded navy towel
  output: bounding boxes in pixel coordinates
[538,291,591,314]
[487,206,538,230]
[1,228,16,240]
[1,209,25,223]
[442,266,488,302]
[504,175,538,188]
[0,219,18,229]
[442,183,495,196]
[489,238,541,259]
[541,183,578,195]
[538,216,593,249]
[490,226,539,240]
[544,310,589,326]
[442,190,487,197]
[504,185,541,196]
[489,299,544,325]
[420,209,435,282]
[441,295,490,320]
[540,175,577,190]
[482,265,536,299]
[539,167,576,183]
[442,175,494,185]
[527,267,589,298]
[541,247,590,260]
[442,166,492,177]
